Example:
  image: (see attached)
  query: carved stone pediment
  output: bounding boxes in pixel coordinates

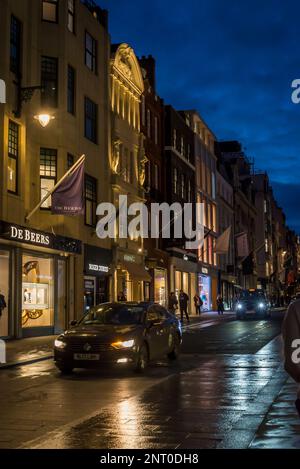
[116,46,133,80]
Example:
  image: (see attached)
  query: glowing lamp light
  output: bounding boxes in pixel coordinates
[34,114,55,127]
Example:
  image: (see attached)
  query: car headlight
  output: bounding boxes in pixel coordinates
[54,338,67,349]
[111,339,135,349]
[258,302,265,309]
[237,303,243,310]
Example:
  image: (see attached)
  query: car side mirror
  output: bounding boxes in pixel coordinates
[69,320,77,326]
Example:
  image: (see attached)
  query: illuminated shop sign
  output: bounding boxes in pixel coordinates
[84,244,112,276]
[88,263,109,273]
[0,221,82,254]
[124,254,136,263]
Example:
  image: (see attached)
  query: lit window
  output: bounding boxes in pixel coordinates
[8,120,19,194]
[40,148,57,208]
[42,0,58,23]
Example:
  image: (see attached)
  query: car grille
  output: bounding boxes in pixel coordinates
[67,338,114,352]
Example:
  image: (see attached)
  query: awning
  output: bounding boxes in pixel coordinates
[121,261,151,281]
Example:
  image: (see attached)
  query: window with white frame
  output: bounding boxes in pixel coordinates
[40,148,57,208]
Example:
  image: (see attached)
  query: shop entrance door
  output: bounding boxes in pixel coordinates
[0,250,10,338]
[84,276,96,312]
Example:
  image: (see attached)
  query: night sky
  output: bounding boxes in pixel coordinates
[99,0,300,234]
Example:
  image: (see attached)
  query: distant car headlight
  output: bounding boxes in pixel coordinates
[258,302,265,309]
[54,338,67,349]
[237,303,243,310]
[111,339,135,349]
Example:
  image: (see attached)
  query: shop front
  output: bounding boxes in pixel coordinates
[83,244,112,312]
[0,221,81,339]
[198,272,211,311]
[220,272,236,310]
[115,252,151,302]
[197,265,219,311]
[168,249,197,315]
[145,256,168,307]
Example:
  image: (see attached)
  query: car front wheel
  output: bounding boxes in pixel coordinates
[168,334,181,360]
[134,344,148,373]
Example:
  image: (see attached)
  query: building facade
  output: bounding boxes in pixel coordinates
[0,0,111,338]
[216,166,235,309]
[139,55,168,306]
[164,106,197,313]
[109,43,150,302]
[218,141,257,290]
[183,110,218,311]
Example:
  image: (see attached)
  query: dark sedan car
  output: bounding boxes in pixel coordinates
[235,289,270,319]
[54,302,182,374]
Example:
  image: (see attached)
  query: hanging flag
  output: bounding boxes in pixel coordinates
[52,159,85,215]
[215,226,231,254]
[236,232,249,258]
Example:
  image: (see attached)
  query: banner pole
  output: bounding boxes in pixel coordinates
[25,154,85,222]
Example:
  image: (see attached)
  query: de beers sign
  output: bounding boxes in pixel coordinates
[0,79,6,103]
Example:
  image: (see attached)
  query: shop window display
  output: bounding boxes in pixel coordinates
[154,269,167,306]
[22,254,54,328]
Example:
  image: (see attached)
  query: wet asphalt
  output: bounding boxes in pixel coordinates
[0,311,293,449]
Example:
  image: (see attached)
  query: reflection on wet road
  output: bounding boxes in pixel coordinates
[0,312,291,449]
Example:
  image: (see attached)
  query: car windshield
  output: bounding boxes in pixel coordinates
[239,290,266,300]
[79,305,144,325]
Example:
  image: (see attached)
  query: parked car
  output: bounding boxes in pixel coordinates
[235,289,270,319]
[54,302,182,374]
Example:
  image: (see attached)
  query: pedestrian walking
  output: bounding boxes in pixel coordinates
[217,294,224,315]
[168,292,178,315]
[193,294,202,315]
[0,292,6,317]
[282,298,300,417]
[179,289,190,323]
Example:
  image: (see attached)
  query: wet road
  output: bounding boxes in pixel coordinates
[0,312,288,449]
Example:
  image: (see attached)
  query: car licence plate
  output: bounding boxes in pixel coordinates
[73,353,100,360]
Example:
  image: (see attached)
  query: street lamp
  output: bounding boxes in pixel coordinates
[34,113,55,128]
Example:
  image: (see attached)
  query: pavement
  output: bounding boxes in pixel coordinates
[1,307,299,449]
[1,310,234,368]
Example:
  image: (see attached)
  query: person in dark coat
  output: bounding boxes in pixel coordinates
[217,294,224,315]
[179,290,190,323]
[193,294,202,315]
[168,292,178,314]
[0,293,6,317]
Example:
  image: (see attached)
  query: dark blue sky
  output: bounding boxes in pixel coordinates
[99,0,300,233]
